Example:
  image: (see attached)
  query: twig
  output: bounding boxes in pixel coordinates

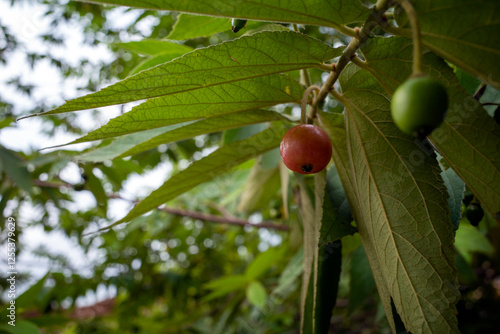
[309,3,392,116]
[34,180,289,231]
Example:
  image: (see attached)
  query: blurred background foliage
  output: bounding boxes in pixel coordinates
[0,1,499,333]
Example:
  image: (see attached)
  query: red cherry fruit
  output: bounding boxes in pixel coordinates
[280,124,332,174]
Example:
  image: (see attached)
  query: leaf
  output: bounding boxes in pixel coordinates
[115,39,193,56]
[0,146,32,193]
[0,320,40,334]
[348,245,376,313]
[394,0,500,90]
[75,125,184,162]
[455,223,494,263]
[236,156,281,213]
[203,275,248,301]
[29,31,342,117]
[130,53,185,75]
[245,247,283,280]
[440,165,465,233]
[0,274,48,319]
[74,0,371,32]
[109,123,287,227]
[246,281,267,309]
[272,248,303,298]
[360,36,500,222]
[336,62,460,333]
[299,172,341,334]
[167,14,233,40]
[118,110,286,158]
[319,167,357,245]
[51,74,303,146]
[318,112,398,330]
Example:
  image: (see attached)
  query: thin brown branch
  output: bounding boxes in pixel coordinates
[309,2,393,118]
[35,179,289,231]
[158,206,289,231]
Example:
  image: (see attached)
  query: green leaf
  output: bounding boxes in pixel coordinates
[455,223,494,263]
[318,112,396,329]
[130,53,185,75]
[203,275,248,301]
[454,68,481,96]
[75,125,183,162]
[167,14,232,40]
[0,147,32,193]
[30,31,342,117]
[0,320,40,334]
[394,0,500,90]
[245,247,283,280]
[319,167,357,245]
[300,172,341,334]
[73,0,371,33]
[118,110,286,158]
[83,165,108,213]
[51,74,303,146]
[236,155,281,213]
[109,123,287,227]
[440,165,465,233]
[246,281,267,309]
[115,39,193,56]
[0,274,48,319]
[336,62,459,333]
[272,248,303,298]
[348,245,376,313]
[360,36,500,222]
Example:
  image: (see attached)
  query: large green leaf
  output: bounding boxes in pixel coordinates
[299,172,341,334]
[167,14,236,40]
[335,63,459,333]
[360,36,500,221]
[117,110,285,159]
[394,0,500,90]
[109,123,287,226]
[318,110,398,331]
[115,40,193,56]
[76,0,371,32]
[75,125,183,162]
[27,31,341,118]
[51,74,303,147]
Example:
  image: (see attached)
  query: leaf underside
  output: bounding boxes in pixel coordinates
[319,62,460,333]
[360,36,500,221]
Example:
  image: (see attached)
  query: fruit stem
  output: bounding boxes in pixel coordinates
[310,3,392,115]
[301,85,321,124]
[396,0,423,76]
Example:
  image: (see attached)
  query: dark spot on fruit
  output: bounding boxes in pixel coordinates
[301,164,313,173]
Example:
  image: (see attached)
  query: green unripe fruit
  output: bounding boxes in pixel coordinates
[231,19,247,33]
[391,76,448,137]
[466,203,484,227]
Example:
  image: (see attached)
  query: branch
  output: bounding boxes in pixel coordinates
[34,179,289,231]
[309,2,393,117]
[159,206,289,231]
